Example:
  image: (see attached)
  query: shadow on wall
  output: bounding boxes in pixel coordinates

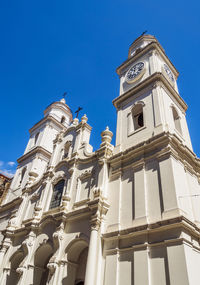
[33,242,53,285]
[6,250,25,285]
[62,241,88,285]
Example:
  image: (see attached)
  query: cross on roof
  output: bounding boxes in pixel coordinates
[63,92,67,99]
[140,30,147,36]
[75,107,83,118]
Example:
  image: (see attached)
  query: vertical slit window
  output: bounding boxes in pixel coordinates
[20,167,26,184]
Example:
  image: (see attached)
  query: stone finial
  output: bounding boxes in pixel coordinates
[60,98,66,104]
[101,126,113,144]
[81,114,88,124]
[72,117,79,126]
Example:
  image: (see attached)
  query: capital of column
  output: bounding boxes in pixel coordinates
[90,214,101,231]
[1,237,12,250]
[152,81,160,90]
[44,169,54,180]
[16,266,26,275]
[132,159,145,171]
[61,195,70,210]
[0,244,9,255]
[47,262,58,275]
[148,49,158,57]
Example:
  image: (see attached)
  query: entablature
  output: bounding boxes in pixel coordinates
[109,131,200,179]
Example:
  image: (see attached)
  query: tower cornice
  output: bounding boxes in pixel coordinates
[112,72,187,111]
[17,146,51,164]
[116,40,179,78]
[44,101,72,121]
[102,215,200,250]
[109,131,200,179]
[29,115,67,134]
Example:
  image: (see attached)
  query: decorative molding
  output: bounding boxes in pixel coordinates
[30,192,40,201]
[47,262,57,274]
[117,40,179,78]
[17,146,51,164]
[54,131,64,145]
[16,266,25,275]
[131,100,145,110]
[113,72,187,111]
[52,173,65,185]
[79,170,92,181]
[29,115,68,134]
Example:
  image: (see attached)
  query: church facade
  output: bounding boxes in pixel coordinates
[0,34,200,285]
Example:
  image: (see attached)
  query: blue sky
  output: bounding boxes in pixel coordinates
[0,0,200,177]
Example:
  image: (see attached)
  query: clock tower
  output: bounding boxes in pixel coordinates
[113,34,192,153]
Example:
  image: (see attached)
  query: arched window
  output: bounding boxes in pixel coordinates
[49,179,65,209]
[132,103,144,131]
[61,116,66,124]
[20,167,26,184]
[34,132,40,145]
[172,107,182,134]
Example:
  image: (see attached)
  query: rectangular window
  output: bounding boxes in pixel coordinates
[49,180,65,209]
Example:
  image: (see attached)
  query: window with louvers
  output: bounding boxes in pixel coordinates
[49,180,65,209]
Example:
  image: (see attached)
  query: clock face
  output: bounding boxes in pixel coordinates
[163,64,174,82]
[126,62,144,83]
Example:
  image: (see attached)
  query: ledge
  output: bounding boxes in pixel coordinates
[116,40,179,78]
[29,115,68,134]
[17,146,51,164]
[103,215,200,240]
[112,72,187,111]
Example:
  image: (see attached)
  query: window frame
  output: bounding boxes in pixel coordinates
[171,105,182,135]
[49,179,65,210]
[127,101,145,137]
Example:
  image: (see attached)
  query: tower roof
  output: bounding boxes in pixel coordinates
[128,34,158,58]
[116,34,179,77]
[44,98,72,120]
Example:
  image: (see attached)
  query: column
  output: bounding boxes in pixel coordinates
[84,219,99,285]
[0,268,10,284]
[48,131,63,169]
[39,178,52,213]
[167,243,189,285]
[56,262,66,284]
[0,241,10,266]
[0,237,12,282]
[132,163,148,224]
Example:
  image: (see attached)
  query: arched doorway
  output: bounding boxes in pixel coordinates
[33,243,53,285]
[62,239,88,285]
[75,247,88,285]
